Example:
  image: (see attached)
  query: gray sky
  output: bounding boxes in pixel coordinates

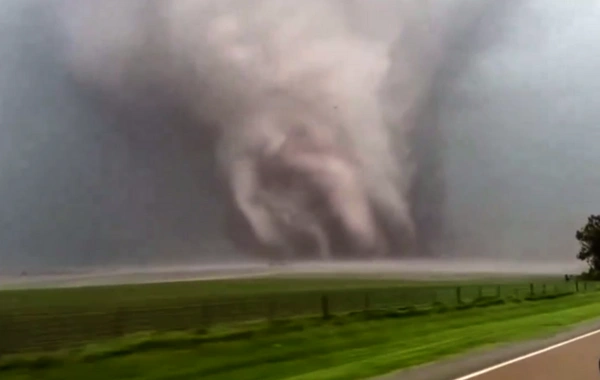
[443,0,600,259]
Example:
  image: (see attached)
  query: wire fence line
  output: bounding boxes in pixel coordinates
[0,280,595,355]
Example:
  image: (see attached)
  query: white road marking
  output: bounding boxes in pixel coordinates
[453,328,600,379]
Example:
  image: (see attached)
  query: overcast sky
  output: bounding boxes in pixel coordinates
[443,0,600,259]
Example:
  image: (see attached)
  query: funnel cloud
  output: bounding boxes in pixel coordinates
[0,0,597,269]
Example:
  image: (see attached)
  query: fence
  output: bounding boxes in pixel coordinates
[0,280,596,355]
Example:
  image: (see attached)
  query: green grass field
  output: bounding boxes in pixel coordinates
[0,275,572,314]
[0,275,588,355]
[0,275,558,308]
[3,291,600,380]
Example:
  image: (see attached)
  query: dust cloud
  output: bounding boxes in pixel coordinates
[0,0,596,271]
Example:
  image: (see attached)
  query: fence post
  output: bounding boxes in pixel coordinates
[321,295,330,319]
[0,317,3,358]
[202,302,213,328]
[496,286,501,298]
[267,298,277,322]
[456,287,462,304]
[0,313,9,357]
[112,307,124,337]
[364,293,370,311]
[477,286,483,299]
[529,283,534,296]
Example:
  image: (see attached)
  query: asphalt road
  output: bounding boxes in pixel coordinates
[455,329,600,380]
[378,319,600,380]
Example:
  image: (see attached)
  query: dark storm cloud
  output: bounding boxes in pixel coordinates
[0,0,594,269]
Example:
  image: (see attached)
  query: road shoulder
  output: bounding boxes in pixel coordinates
[375,318,600,380]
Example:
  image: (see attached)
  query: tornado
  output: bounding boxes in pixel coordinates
[0,0,514,267]
[51,0,501,261]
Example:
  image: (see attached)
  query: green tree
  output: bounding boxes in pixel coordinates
[576,215,600,275]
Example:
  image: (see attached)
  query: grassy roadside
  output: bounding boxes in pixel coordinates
[2,276,577,354]
[3,292,600,380]
[0,276,553,310]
